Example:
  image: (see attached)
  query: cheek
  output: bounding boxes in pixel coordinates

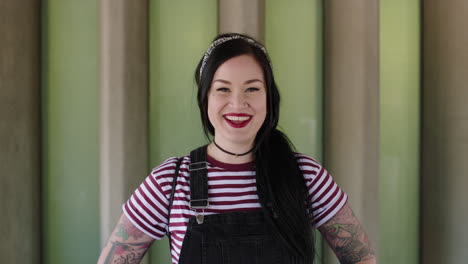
[256,95,268,118]
[207,101,214,124]
[207,95,220,123]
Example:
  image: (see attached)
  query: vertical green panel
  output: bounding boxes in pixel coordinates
[380,1,420,263]
[265,1,323,263]
[42,1,99,263]
[265,0,322,158]
[149,0,217,262]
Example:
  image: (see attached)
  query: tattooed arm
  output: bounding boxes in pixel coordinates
[318,202,376,264]
[97,213,154,264]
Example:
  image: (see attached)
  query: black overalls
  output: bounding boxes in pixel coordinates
[167,146,311,264]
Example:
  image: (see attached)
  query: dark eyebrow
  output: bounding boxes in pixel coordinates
[212,79,264,85]
[212,79,231,85]
[244,79,264,85]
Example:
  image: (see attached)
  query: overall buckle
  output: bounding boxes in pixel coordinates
[189,199,209,209]
[188,161,207,171]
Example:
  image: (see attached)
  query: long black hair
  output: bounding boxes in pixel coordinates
[195,33,314,262]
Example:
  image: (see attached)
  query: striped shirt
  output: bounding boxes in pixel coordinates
[123,153,347,264]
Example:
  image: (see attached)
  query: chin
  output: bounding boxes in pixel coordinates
[226,136,255,146]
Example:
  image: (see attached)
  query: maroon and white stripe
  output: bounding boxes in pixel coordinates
[123,153,347,264]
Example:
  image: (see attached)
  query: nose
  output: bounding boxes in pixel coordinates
[230,91,247,108]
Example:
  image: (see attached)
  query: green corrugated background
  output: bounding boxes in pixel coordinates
[148,0,218,262]
[380,0,420,263]
[265,0,323,158]
[39,1,421,263]
[41,1,100,263]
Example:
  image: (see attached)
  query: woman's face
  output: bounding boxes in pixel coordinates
[207,54,267,148]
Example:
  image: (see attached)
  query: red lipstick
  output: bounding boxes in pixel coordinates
[223,113,252,128]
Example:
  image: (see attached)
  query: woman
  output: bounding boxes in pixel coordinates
[98,33,376,264]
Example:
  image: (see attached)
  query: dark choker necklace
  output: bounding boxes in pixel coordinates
[212,140,254,158]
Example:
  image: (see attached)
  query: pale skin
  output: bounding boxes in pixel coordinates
[98,55,376,263]
[206,55,267,164]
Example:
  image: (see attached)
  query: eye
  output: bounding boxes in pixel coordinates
[216,87,230,92]
[246,87,260,92]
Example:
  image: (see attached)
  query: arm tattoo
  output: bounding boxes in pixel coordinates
[115,219,145,242]
[100,215,153,264]
[324,223,373,263]
[320,203,375,263]
[103,241,151,264]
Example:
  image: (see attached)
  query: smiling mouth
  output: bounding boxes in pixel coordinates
[223,115,252,128]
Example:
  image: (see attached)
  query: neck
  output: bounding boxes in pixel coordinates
[207,140,254,164]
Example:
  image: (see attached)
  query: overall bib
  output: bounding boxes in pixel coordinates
[168,146,310,264]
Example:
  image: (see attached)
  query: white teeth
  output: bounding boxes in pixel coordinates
[225,115,250,121]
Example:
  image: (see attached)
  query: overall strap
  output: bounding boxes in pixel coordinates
[188,145,209,209]
[166,157,184,243]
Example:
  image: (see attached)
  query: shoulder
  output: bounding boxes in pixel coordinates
[148,156,190,184]
[293,153,334,189]
[135,155,191,200]
[294,153,325,176]
[150,157,179,176]
[294,152,322,166]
